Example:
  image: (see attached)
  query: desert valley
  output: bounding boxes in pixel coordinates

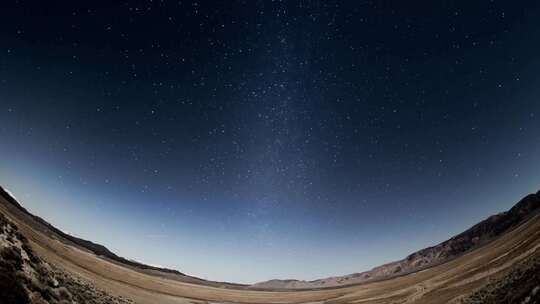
[1,185,540,304]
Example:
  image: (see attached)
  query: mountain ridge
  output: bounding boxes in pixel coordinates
[1,184,539,290]
[0,185,247,289]
[252,190,540,289]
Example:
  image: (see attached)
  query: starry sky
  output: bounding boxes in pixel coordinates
[1,1,540,284]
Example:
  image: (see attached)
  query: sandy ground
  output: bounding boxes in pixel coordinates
[1,199,539,304]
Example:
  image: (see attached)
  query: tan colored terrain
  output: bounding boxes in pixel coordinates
[1,193,540,304]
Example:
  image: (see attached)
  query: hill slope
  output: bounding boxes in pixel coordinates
[253,191,540,289]
[0,185,247,289]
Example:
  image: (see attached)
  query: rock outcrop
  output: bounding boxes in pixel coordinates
[0,213,133,304]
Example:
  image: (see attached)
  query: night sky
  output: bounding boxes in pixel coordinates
[1,1,540,283]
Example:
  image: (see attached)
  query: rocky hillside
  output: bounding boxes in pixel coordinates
[458,250,540,304]
[0,212,133,304]
[253,190,540,289]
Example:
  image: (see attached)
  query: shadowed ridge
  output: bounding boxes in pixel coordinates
[0,185,248,288]
[0,185,185,276]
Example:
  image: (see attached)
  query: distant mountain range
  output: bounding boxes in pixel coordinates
[252,190,540,289]
[1,185,539,290]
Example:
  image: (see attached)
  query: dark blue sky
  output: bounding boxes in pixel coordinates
[1,1,540,283]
